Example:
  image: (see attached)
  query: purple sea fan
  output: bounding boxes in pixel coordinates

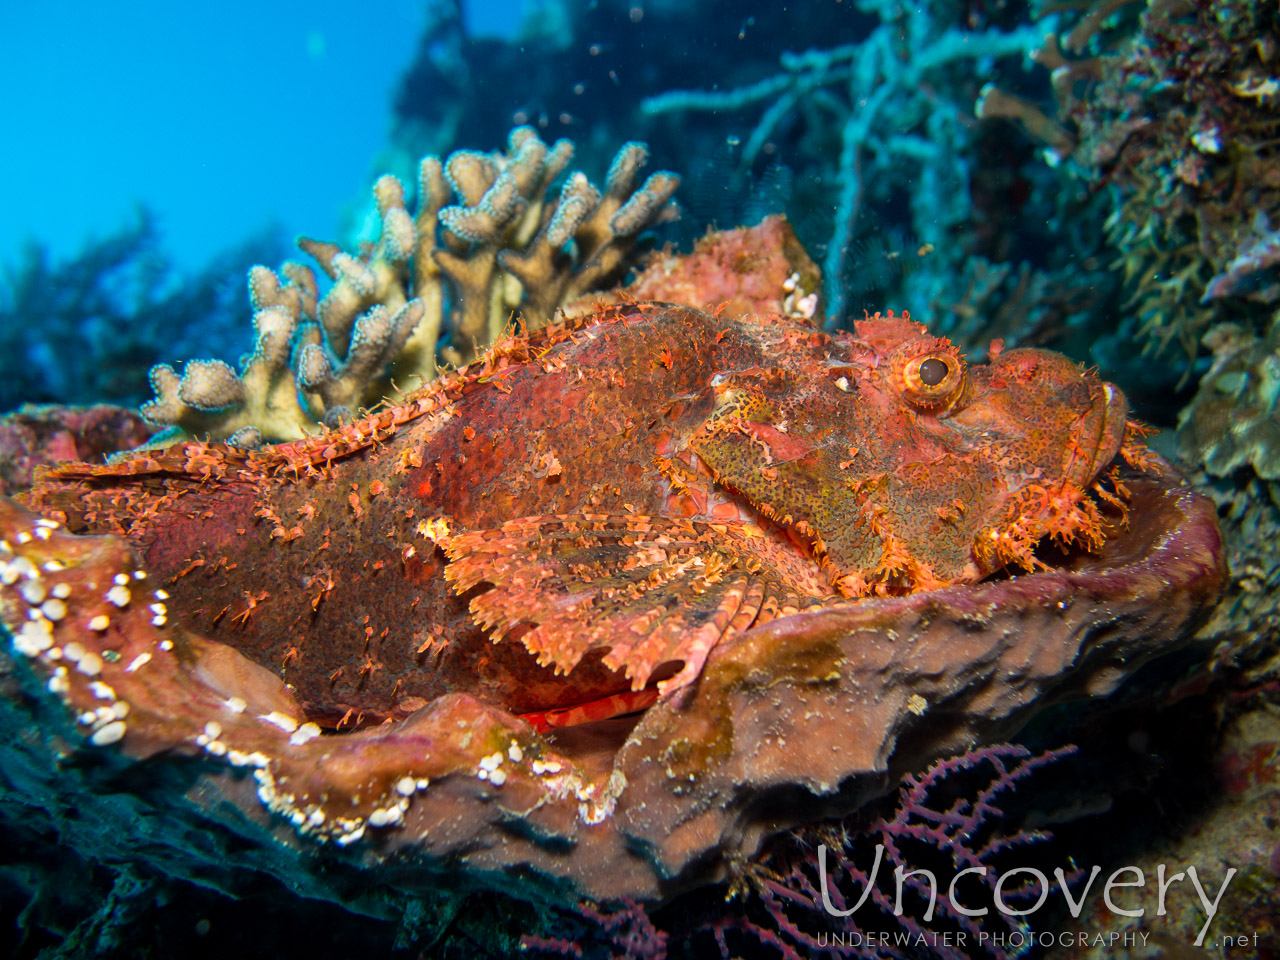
[713,743,1080,960]
[521,897,668,960]
[524,744,1078,960]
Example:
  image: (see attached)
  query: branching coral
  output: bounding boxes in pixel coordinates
[972,1,1280,718]
[0,215,1228,956]
[143,127,679,444]
[640,2,1044,328]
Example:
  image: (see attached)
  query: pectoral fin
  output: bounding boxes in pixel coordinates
[433,514,827,696]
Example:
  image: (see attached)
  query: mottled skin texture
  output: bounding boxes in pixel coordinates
[31,302,1148,728]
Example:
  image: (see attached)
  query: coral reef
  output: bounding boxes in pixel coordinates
[389,1,866,171]
[143,127,679,444]
[1177,317,1280,482]
[3,3,1269,955]
[0,260,1223,904]
[1174,312,1280,692]
[389,0,1107,376]
[979,0,1280,369]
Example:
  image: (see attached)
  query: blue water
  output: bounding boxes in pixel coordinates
[0,0,425,273]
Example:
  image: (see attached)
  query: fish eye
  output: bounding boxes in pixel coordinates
[918,357,949,387]
[891,342,968,413]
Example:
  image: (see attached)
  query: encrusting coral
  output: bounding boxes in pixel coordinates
[142,127,679,445]
[1176,312,1280,686]
[1177,316,1280,481]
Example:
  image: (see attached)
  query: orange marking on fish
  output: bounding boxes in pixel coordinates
[517,687,660,733]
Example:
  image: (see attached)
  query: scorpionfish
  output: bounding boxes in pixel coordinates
[29,302,1152,730]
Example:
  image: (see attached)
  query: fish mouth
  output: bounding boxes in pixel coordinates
[965,379,1132,580]
[1060,381,1129,494]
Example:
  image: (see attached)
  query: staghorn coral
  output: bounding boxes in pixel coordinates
[143,127,679,444]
